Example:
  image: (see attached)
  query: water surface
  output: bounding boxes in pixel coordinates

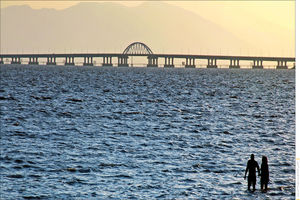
[0,65,295,199]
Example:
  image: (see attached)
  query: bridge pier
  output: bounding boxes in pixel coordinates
[83,57,93,66]
[229,59,240,68]
[65,57,75,65]
[185,58,195,68]
[28,57,39,65]
[276,60,288,69]
[0,57,4,65]
[46,56,56,65]
[252,60,263,69]
[11,57,21,65]
[147,56,158,67]
[164,57,174,68]
[207,58,217,68]
[102,56,113,66]
[118,56,129,67]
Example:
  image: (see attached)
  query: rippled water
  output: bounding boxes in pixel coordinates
[0,65,295,199]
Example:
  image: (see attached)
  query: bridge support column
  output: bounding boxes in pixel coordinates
[147,56,158,67]
[65,57,75,65]
[46,56,56,65]
[102,56,113,66]
[29,57,38,65]
[185,58,196,68]
[207,58,217,68]
[229,59,240,68]
[164,57,174,68]
[83,56,93,66]
[252,59,263,69]
[118,56,129,67]
[276,60,288,69]
[11,57,21,65]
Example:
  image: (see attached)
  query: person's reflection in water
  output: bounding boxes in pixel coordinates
[244,154,260,191]
[260,156,269,191]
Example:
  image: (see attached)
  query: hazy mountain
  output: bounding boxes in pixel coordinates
[1,2,250,54]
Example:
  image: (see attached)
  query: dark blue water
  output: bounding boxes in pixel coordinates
[0,65,295,199]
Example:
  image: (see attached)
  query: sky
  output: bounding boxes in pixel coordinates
[0,1,296,57]
[1,1,295,29]
[1,1,294,30]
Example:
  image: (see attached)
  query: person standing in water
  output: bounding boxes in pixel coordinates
[244,154,260,191]
[260,156,269,191]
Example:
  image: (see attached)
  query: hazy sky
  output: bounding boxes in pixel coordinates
[1,0,294,30]
[1,0,294,29]
[1,1,295,56]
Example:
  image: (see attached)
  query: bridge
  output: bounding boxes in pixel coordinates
[0,42,295,69]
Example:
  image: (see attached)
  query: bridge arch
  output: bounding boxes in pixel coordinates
[123,42,153,55]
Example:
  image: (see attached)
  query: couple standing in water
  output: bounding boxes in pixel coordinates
[244,154,269,191]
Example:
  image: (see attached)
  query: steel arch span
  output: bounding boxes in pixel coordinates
[123,42,153,55]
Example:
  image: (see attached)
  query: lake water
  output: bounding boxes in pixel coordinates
[0,65,295,199]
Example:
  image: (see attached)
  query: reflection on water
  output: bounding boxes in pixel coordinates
[0,65,295,199]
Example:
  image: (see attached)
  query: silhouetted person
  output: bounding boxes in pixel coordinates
[260,156,269,191]
[244,154,260,191]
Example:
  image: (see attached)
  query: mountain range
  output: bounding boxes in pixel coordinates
[0,2,292,56]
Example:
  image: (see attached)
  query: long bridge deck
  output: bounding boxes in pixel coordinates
[0,53,295,69]
[0,42,295,69]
